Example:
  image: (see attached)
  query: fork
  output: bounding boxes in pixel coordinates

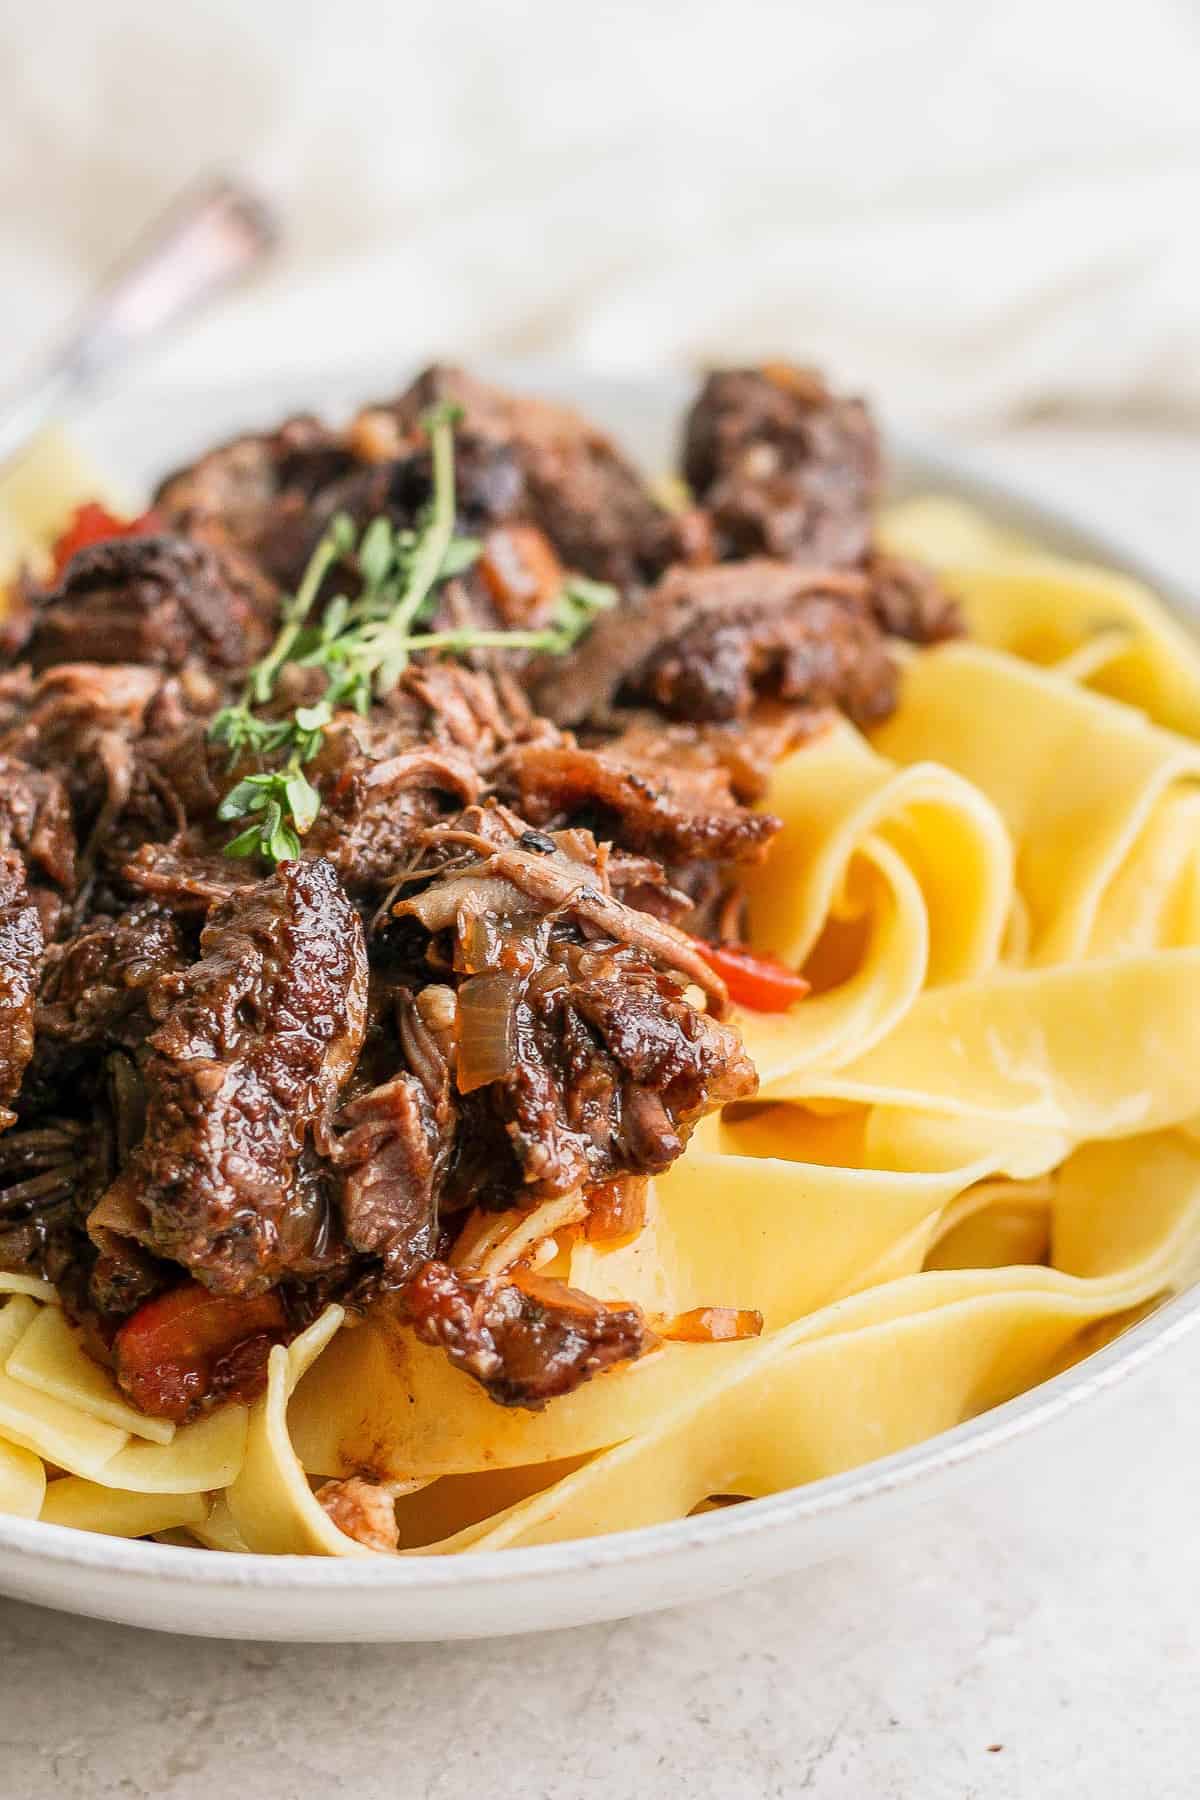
[0,175,277,470]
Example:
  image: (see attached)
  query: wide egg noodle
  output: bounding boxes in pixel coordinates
[0,1437,46,1519]
[94,1405,247,1495]
[7,1304,176,1444]
[419,1128,1200,1552]
[225,1305,378,1555]
[871,643,1200,965]
[733,720,1011,1077]
[7,445,1200,1554]
[879,497,1200,739]
[39,1478,210,1540]
[567,1132,1020,1328]
[0,1297,129,1477]
[783,950,1200,1134]
[0,1272,60,1305]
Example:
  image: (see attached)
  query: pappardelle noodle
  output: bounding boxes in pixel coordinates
[1,366,1199,1559]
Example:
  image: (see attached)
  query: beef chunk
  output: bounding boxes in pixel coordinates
[154,415,356,587]
[533,559,896,729]
[683,364,881,567]
[332,989,454,1277]
[0,755,76,897]
[391,366,680,587]
[395,827,756,1204]
[31,907,185,1097]
[29,536,272,676]
[867,551,964,644]
[496,737,778,867]
[304,725,483,897]
[497,940,754,1195]
[0,855,43,1132]
[630,565,897,726]
[399,1261,652,1408]
[91,858,369,1295]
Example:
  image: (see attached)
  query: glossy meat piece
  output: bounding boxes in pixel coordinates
[29,536,274,676]
[682,363,881,566]
[0,855,43,1132]
[496,734,779,867]
[332,989,455,1277]
[395,831,756,1203]
[0,754,76,897]
[154,415,356,587]
[392,365,681,587]
[399,1261,652,1408]
[91,858,368,1295]
[502,942,755,1195]
[533,558,896,729]
[31,907,184,1099]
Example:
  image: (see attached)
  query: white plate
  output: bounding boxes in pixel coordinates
[2,364,1198,1641]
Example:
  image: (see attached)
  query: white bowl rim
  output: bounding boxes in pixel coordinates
[3,379,1198,1598]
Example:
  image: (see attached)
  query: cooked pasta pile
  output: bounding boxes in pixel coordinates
[3,454,1200,1556]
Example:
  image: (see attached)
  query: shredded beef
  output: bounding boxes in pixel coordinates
[31,907,184,1090]
[0,856,43,1132]
[496,737,778,866]
[332,990,455,1276]
[0,754,77,914]
[28,536,274,676]
[390,365,681,587]
[399,1261,652,1407]
[154,415,356,587]
[682,363,881,567]
[394,826,756,1206]
[90,858,368,1295]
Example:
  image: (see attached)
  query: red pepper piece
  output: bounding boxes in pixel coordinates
[50,502,163,578]
[694,941,811,1012]
[113,1281,288,1422]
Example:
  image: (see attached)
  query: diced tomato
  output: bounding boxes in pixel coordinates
[113,1281,288,1422]
[50,501,163,578]
[694,940,811,1012]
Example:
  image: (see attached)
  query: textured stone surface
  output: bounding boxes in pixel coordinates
[2,427,1198,1798]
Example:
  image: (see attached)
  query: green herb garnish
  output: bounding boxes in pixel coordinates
[210,404,615,866]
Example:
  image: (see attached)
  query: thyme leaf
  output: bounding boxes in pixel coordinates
[210,405,617,866]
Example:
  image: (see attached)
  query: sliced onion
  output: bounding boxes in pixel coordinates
[455,971,518,1093]
[397,873,528,934]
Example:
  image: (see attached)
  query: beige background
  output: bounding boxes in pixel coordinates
[4,0,1200,428]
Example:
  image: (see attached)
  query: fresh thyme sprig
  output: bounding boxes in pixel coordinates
[209,403,616,866]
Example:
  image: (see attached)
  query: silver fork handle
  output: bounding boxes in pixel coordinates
[0,176,277,468]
